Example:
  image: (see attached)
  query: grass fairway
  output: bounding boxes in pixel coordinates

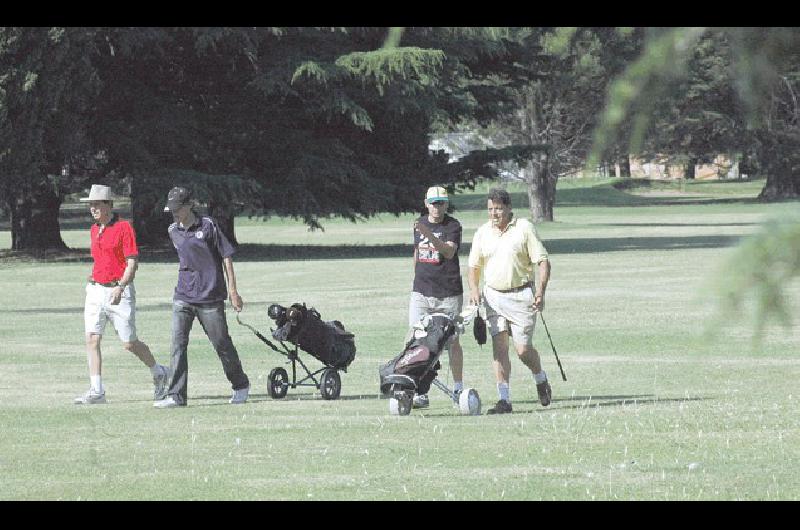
[1,178,798,500]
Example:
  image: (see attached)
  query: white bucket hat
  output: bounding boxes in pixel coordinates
[79,184,116,202]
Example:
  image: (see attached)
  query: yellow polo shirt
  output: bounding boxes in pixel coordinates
[468,217,548,291]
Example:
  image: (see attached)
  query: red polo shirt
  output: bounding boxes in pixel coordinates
[90,214,139,283]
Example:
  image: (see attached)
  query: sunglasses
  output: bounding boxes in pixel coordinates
[429,201,447,206]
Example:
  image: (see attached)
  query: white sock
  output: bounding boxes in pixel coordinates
[150,364,166,377]
[534,370,548,384]
[454,381,463,392]
[497,382,510,402]
[90,375,103,394]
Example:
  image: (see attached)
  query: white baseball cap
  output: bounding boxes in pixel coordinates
[425,186,449,203]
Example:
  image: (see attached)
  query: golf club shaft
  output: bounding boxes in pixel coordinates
[539,312,567,381]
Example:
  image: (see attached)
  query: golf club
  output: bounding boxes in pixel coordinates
[539,312,567,381]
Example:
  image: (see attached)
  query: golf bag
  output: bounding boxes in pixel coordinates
[268,303,356,370]
[379,314,456,396]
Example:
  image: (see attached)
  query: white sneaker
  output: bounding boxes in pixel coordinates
[153,395,184,408]
[74,389,106,405]
[412,393,429,409]
[230,385,250,404]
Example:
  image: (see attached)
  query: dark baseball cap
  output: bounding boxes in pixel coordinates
[164,186,192,212]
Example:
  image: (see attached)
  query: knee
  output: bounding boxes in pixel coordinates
[86,334,101,348]
[122,341,138,352]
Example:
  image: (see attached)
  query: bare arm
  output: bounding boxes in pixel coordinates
[534,259,551,312]
[223,256,243,312]
[468,266,482,306]
[110,257,138,305]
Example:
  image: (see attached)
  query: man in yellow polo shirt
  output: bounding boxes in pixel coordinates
[467,188,551,414]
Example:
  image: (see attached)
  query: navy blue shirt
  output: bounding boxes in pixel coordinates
[168,216,236,304]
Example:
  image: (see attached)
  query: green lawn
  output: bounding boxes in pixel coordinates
[1,178,798,500]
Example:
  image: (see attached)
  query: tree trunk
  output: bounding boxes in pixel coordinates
[520,86,556,223]
[756,134,800,200]
[759,168,800,200]
[526,155,555,222]
[130,175,171,247]
[685,157,698,180]
[618,154,631,178]
[9,184,68,252]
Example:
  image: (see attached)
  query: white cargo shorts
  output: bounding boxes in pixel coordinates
[84,282,138,342]
[483,284,536,347]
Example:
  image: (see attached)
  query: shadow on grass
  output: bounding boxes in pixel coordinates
[450,187,762,211]
[419,394,713,417]
[594,222,757,228]
[190,392,381,404]
[519,394,713,411]
[0,232,744,265]
[164,234,742,260]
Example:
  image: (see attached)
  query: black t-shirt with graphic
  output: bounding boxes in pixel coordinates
[412,214,463,298]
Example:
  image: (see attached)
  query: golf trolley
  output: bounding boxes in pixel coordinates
[379,310,482,416]
[237,303,356,400]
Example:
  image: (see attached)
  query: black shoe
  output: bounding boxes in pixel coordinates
[536,380,552,407]
[487,399,513,414]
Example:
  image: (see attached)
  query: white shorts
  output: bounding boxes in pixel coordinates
[84,282,138,342]
[483,284,536,347]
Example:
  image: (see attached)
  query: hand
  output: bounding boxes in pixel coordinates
[230,291,243,312]
[469,289,482,307]
[533,293,545,313]
[415,220,432,239]
[110,286,124,305]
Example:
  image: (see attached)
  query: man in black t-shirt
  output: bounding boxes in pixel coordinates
[408,186,465,408]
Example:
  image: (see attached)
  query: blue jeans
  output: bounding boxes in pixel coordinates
[167,300,249,405]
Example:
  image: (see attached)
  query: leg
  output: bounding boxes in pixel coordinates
[122,340,156,367]
[486,329,513,414]
[167,301,195,405]
[196,302,249,391]
[86,333,103,377]
[74,333,107,404]
[492,330,511,385]
[515,343,543,375]
[83,284,108,382]
[447,336,464,384]
[77,284,109,403]
[441,294,464,387]
[512,335,551,407]
[408,292,432,408]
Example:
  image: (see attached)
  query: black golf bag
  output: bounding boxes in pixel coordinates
[379,314,456,396]
[268,303,356,370]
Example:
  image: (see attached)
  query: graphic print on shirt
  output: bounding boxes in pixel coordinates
[417,231,444,264]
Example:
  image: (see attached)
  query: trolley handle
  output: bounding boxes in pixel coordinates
[235,314,289,356]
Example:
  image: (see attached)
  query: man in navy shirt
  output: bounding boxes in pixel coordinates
[154,187,250,408]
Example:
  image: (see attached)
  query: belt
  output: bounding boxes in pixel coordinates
[492,282,532,293]
[89,279,121,287]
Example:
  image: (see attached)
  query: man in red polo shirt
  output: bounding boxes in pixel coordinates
[74,184,170,405]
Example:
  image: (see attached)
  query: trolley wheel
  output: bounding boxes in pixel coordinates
[458,388,481,415]
[319,368,341,400]
[267,367,289,399]
[389,391,412,416]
